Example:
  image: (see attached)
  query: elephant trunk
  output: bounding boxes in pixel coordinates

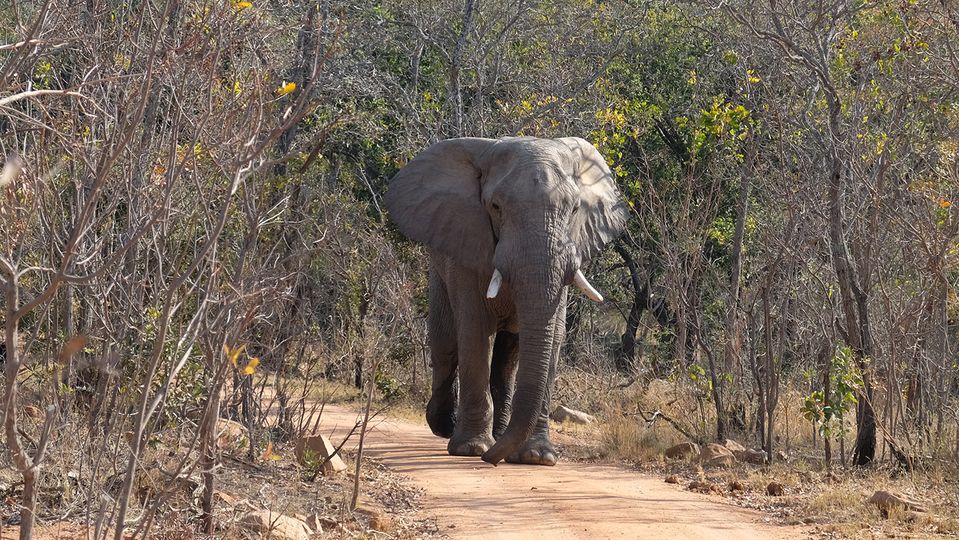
[482,264,564,465]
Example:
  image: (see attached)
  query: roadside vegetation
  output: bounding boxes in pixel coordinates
[2,1,959,538]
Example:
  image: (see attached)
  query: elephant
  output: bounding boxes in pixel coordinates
[384,136,628,465]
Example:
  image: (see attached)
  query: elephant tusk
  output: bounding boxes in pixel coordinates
[486,269,503,298]
[573,270,604,303]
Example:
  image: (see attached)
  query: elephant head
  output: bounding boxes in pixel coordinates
[385,136,629,464]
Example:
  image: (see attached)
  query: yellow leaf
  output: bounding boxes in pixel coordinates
[242,356,260,375]
[260,440,283,461]
[60,336,88,362]
[232,0,252,9]
[276,81,296,96]
[224,344,246,367]
[261,441,274,460]
[940,199,952,208]
[233,80,242,96]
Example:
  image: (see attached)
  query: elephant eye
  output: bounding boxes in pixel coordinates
[491,203,501,212]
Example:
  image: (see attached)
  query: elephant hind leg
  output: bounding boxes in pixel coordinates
[426,270,458,438]
[427,365,457,437]
[490,331,519,439]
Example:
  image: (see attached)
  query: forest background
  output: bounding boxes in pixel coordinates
[1,0,958,537]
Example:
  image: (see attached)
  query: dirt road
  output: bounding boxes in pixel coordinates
[320,406,809,539]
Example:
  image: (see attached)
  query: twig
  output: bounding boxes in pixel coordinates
[350,359,379,511]
[634,410,701,444]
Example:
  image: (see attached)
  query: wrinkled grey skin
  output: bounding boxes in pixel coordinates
[385,137,628,465]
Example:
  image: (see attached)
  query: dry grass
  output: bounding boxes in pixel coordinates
[568,375,959,539]
[597,413,682,462]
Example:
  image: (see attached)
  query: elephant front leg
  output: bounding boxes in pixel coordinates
[490,331,518,439]
[505,397,558,466]
[448,328,496,457]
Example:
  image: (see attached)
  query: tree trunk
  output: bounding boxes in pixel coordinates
[762,286,779,462]
[3,277,41,540]
[723,147,752,375]
[199,372,222,534]
[693,306,727,441]
[820,343,833,468]
[614,243,648,372]
[823,87,877,466]
[449,0,476,136]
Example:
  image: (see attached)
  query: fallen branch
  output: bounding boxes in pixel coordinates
[633,410,702,445]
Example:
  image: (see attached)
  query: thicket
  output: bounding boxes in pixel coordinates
[1,0,957,536]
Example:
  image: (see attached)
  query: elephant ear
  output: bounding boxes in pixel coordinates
[560,137,630,261]
[385,138,497,272]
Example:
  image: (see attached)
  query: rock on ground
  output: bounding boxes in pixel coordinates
[240,510,313,540]
[688,480,723,495]
[700,443,736,467]
[723,439,747,453]
[737,448,768,464]
[867,490,927,514]
[664,442,700,460]
[550,405,595,425]
[766,482,785,496]
[355,504,395,533]
[294,433,348,475]
[728,479,746,492]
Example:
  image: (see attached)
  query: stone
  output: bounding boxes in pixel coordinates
[737,448,768,464]
[23,405,44,419]
[664,442,700,460]
[688,480,722,495]
[700,443,736,467]
[303,514,327,534]
[214,491,254,511]
[294,433,348,475]
[664,475,679,484]
[723,439,746,453]
[356,506,394,533]
[307,515,339,533]
[216,419,249,454]
[550,405,594,425]
[867,490,927,514]
[728,479,746,492]
[766,482,785,496]
[240,510,313,540]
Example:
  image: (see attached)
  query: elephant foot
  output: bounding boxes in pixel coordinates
[448,433,495,456]
[427,393,456,438]
[505,437,558,466]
